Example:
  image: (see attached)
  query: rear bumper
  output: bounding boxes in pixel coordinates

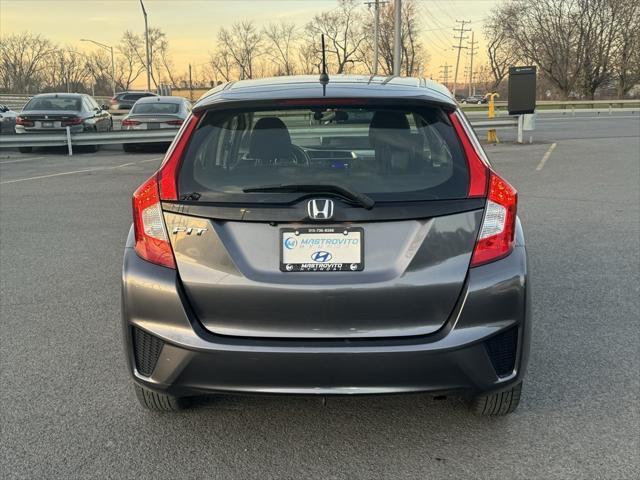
[121,227,530,397]
[15,125,85,134]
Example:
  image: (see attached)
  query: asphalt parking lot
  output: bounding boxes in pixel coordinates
[1,115,639,479]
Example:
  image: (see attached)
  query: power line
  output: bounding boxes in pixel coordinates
[439,63,452,86]
[451,19,471,96]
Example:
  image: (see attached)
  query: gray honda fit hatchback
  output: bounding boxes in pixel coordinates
[122,75,530,415]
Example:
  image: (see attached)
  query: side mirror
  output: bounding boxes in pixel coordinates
[100,104,109,111]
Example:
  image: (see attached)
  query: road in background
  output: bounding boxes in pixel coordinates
[1,117,638,478]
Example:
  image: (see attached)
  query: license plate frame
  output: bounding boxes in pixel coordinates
[280,226,364,272]
[41,121,53,128]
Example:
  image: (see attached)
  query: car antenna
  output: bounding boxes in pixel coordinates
[319,34,329,96]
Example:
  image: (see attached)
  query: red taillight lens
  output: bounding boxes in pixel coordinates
[132,175,176,269]
[16,116,34,127]
[122,119,140,126]
[157,113,200,200]
[61,117,82,126]
[130,113,200,267]
[449,111,489,197]
[110,98,117,104]
[471,172,518,267]
[165,119,184,126]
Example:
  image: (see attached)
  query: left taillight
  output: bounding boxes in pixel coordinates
[132,175,175,269]
[165,119,184,126]
[130,113,200,268]
[16,116,34,127]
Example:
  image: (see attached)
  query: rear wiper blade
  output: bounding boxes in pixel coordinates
[243,183,375,209]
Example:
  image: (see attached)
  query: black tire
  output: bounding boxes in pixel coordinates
[18,147,33,154]
[86,144,99,153]
[134,384,185,412]
[123,144,137,153]
[472,382,522,416]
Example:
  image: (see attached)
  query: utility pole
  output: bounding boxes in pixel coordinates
[188,63,193,101]
[451,20,471,97]
[467,31,478,96]
[140,0,151,92]
[393,0,402,75]
[439,64,452,87]
[365,0,388,75]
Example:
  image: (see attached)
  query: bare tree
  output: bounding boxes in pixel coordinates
[297,35,323,75]
[120,28,176,88]
[117,31,145,90]
[358,0,426,76]
[218,21,264,79]
[499,0,587,99]
[263,22,298,76]
[306,0,366,74]
[612,0,640,97]
[483,7,520,90]
[0,32,55,93]
[578,0,622,98]
[208,47,234,83]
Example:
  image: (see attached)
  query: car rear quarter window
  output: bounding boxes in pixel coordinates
[179,104,468,202]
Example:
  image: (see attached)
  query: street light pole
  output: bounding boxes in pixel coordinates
[393,0,402,76]
[80,38,116,96]
[140,0,151,92]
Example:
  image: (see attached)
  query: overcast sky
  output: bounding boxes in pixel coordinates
[1,0,499,83]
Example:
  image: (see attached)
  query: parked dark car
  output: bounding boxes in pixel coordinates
[109,91,157,111]
[121,96,191,152]
[0,104,18,134]
[15,93,112,153]
[122,75,530,416]
[461,94,488,104]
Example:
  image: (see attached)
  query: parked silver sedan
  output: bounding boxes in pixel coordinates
[121,96,191,152]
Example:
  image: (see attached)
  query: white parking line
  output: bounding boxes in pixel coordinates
[0,156,45,165]
[536,143,557,171]
[0,157,162,185]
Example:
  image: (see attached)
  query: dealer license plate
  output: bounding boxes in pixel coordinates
[280,227,364,272]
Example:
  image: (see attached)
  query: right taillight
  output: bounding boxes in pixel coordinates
[132,175,175,269]
[471,172,518,267]
[122,119,140,126]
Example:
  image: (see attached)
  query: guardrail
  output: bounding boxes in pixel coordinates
[0,118,521,155]
[0,129,176,155]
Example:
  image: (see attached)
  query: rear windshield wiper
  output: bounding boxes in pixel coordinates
[243,183,375,209]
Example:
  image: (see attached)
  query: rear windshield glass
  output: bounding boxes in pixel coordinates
[179,105,468,202]
[124,93,153,100]
[25,97,81,111]
[131,102,180,114]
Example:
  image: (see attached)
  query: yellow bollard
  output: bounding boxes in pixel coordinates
[485,92,500,143]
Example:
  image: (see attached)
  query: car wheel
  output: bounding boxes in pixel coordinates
[123,144,137,153]
[18,147,33,154]
[134,384,186,412]
[86,144,99,153]
[471,382,522,416]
